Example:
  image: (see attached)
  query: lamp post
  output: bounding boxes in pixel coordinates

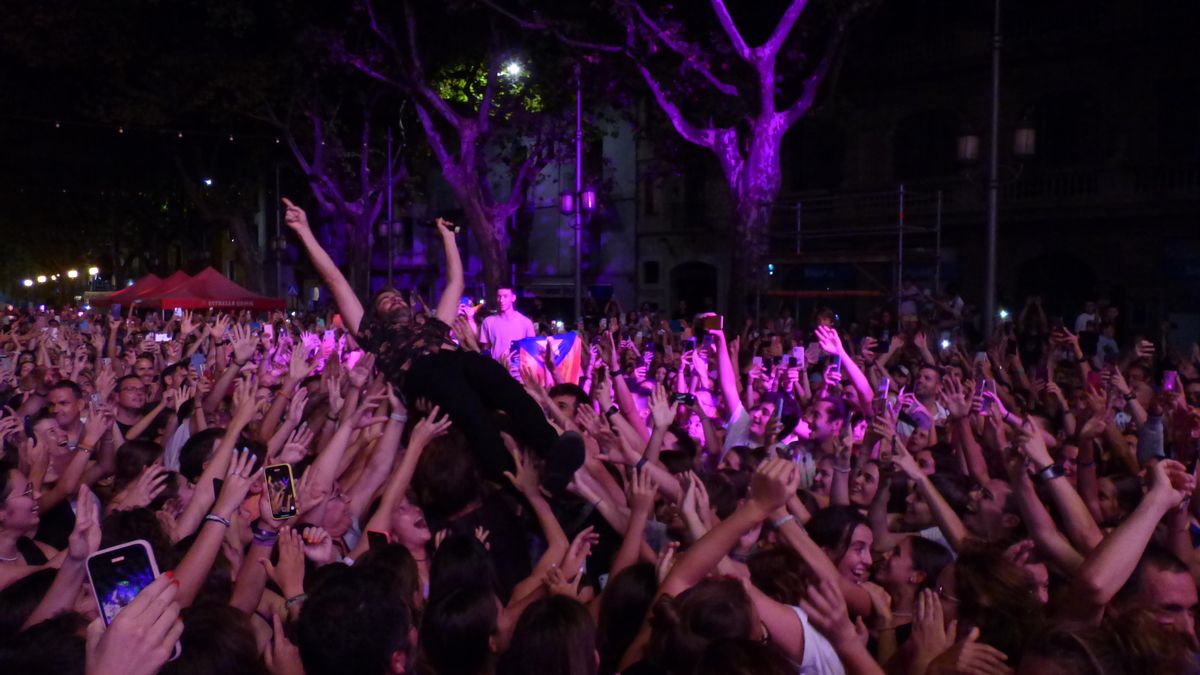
[559,63,599,322]
[983,0,1002,337]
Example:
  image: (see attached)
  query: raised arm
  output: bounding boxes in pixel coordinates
[1061,459,1190,622]
[432,219,465,326]
[283,198,363,333]
[817,326,873,415]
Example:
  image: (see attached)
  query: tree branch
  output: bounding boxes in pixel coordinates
[477,0,625,54]
[636,63,717,149]
[627,2,739,97]
[758,0,809,58]
[709,0,751,61]
[783,21,846,126]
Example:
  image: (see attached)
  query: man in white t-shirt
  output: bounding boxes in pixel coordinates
[479,286,536,365]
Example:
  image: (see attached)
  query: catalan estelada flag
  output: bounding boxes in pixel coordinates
[514,332,583,385]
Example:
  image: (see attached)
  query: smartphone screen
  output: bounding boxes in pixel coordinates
[683,338,696,352]
[752,355,763,369]
[701,314,724,332]
[1164,371,1180,393]
[265,464,297,520]
[87,540,160,625]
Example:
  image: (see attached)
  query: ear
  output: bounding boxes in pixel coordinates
[1001,513,1021,530]
[909,570,927,586]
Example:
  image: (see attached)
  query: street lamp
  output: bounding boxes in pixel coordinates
[22,279,33,288]
[36,275,47,284]
[502,61,524,78]
[561,62,599,322]
[87,267,100,276]
[66,269,79,279]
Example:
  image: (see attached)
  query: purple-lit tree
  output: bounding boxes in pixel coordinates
[489,0,871,314]
[333,0,572,294]
[263,97,409,297]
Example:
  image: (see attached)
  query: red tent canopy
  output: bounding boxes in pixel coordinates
[128,271,194,308]
[91,273,162,307]
[149,267,284,311]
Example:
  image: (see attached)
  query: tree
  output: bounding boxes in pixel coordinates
[486,0,872,318]
[333,0,574,294]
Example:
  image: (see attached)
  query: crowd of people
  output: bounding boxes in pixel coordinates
[1,200,1198,675]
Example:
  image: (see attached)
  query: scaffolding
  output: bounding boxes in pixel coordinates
[760,185,944,323]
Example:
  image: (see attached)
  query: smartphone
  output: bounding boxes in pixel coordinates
[670,392,697,406]
[683,337,696,352]
[1164,371,1180,393]
[701,334,715,351]
[873,378,891,416]
[173,308,184,318]
[701,315,724,332]
[1086,371,1104,390]
[102,357,112,368]
[751,355,763,369]
[153,332,171,343]
[264,464,298,520]
[979,378,996,413]
[788,356,798,368]
[366,530,391,550]
[86,540,158,619]
[643,341,654,355]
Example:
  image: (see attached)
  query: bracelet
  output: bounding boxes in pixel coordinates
[284,593,307,610]
[252,524,279,540]
[205,513,232,528]
[605,405,620,418]
[75,445,94,454]
[635,456,649,470]
[772,514,796,528]
[833,466,852,474]
[389,413,408,423]
[1034,463,1066,484]
[1124,393,1135,402]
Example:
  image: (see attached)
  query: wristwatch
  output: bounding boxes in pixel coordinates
[604,405,620,418]
[1034,463,1066,484]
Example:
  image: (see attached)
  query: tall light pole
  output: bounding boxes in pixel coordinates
[983,0,1002,337]
[574,62,583,322]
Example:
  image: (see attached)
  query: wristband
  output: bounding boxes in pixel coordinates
[284,593,307,610]
[1123,393,1135,402]
[389,413,408,423]
[635,456,649,470]
[204,513,231,528]
[605,405,620,418]
[1034,463,1066,484]
[833,466,852,474]
[252,524,279,541]
[75,444,95,454]
[772,514,796,528]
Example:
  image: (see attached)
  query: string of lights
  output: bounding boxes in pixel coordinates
[0,113,281,144]
[20,267,102,288]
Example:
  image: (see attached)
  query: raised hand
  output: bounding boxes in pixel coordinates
[800,579,871,652]
[67,485,102,562]
[749,458,799,515]
[560,526,599,581]
[626,467,659,515]
[111,464,170,512]
[502,441,541,497]
[212,448,264,519]
[927,627,1010,675]
[281,198,311,234]
[299,526,338,566]
[649,384,678,431]
[280,424,313,464]
[85,574,183,675]
[408,406,453,451]
[261,528,306,599]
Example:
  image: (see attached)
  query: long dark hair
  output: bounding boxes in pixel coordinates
[497,596,597,675]
[647,578,754,674]
[597,563,657,675]
[417,586,498,675]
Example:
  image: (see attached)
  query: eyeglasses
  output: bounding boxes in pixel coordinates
[936,584,960,604]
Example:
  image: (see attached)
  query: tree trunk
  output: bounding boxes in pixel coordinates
[455,191,510,297]
[723,129,783,329]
